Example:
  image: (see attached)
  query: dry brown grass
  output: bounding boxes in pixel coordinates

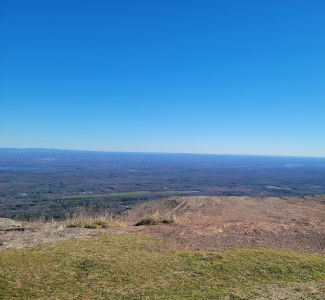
[135,216,176,226]
[63,205,123,229]
[128,207,178,226]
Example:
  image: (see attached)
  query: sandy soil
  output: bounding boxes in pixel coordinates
[1,195,325,253]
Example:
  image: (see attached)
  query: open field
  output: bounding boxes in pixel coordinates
[266,186,292,191]
[1,233,325,299]
[61,191,151,199]
[110,191,150,196]
[61,194,109,199]
[62,190,200,199]
[159,190,200,194]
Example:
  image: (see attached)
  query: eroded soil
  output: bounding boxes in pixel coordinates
[1,195,325,253]
[124,195,325,253]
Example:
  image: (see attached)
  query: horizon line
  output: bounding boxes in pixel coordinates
[1,147,325,159]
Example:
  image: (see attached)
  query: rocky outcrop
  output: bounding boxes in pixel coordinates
[0,218,25,231]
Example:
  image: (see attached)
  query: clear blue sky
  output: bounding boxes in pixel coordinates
[1,0,325,156]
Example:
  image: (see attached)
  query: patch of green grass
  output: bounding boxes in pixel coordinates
[61,194,104,199]
[110,191,150,196]
[1,234,324,299]
[61,190,200,200]
[266,186,292,191]
[159,190,200,194]
[61,191,150,199]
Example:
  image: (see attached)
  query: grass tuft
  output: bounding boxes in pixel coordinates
[135,217,176,226]
[64,205,122,229]
[66,216,122,229]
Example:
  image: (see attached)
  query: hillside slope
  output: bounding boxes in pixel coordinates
[123,195,325,252]
[1,195,325,299]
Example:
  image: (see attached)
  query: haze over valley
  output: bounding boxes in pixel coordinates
[1,148,325,220]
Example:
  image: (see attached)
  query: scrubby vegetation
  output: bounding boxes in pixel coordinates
[66,216,122,229]
[135,217,176,226]
[64,206,122,229]
[1,234,324,299]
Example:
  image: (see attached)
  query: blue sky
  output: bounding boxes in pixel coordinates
[1,0,325,156]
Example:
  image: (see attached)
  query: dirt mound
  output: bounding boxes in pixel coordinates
[123,195,325,225]
[123,195,325,253]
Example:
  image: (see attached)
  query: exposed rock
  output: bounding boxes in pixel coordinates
[0,218,24,231]
[0,222,100,250]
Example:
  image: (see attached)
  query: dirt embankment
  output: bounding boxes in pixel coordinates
[1,195,325,253]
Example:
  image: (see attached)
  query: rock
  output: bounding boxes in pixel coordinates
[0,218,25,231]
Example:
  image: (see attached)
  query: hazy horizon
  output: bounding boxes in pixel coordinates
[1,147,325,159]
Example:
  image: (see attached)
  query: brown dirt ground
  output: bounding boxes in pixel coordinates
[123,195,325,253]
[1,195,325,253]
